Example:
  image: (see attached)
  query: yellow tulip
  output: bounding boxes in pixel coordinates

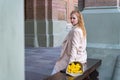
[67,62,83,75]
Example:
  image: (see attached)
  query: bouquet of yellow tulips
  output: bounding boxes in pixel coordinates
[66,61,83,76]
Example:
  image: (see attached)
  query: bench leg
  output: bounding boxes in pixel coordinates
[89,70,99,80]
[83,70,99,80]
[83,77,90,80]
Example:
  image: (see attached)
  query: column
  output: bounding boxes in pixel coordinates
[0,0,24,80]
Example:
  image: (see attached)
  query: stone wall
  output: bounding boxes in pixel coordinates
[81,0,120,80]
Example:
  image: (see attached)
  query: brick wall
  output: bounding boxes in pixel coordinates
[52,0,66,20]
[48,0,52,20]
[25,0,45,20]
[25,0,118,20]
[36,0,45,20]
[25,0,66,20]
[78,0,84,11]
[64,0,78,22]
[25,0,33,19]
[85,0,117,7]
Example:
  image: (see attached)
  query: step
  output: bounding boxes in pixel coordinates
[112,55,120,80]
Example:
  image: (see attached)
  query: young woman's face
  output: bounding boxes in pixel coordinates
[70,14,78,26]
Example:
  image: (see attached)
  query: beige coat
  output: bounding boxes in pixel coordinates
[53,27,87,73]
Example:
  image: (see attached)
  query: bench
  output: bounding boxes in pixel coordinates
[44,58,102,80]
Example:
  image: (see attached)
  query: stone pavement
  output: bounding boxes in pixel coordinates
[25,47,120,80]
[25,47,61,80]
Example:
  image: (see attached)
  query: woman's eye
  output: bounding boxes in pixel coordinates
[70,17,76,19]
[73,17,75,19]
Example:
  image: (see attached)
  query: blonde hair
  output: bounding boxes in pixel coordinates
[70,10,87,38]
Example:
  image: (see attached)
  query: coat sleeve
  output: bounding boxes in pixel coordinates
[69,30,83,63]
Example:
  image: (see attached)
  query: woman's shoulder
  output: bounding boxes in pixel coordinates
[73,27,82,33]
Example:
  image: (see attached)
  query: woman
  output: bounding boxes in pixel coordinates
[51,10,87,75]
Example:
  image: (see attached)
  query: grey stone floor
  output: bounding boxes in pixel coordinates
[25,47,120,80]
[25,47,61,80]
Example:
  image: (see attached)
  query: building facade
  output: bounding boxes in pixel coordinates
[25,0,79,47]
[25,0,120,48]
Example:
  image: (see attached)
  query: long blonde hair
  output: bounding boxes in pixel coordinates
[70,10,87,38]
